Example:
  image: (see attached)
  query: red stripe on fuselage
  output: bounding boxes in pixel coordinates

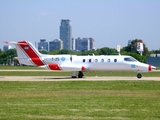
[48,64,61,70]
[18,41,44,66]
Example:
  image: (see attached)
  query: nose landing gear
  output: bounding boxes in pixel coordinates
[137,73,142,79]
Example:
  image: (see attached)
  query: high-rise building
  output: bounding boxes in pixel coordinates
[3,45,12,51]
[38,39,48,51]
[75,37,95,51]
[60,19,72,50]
[72,38,75,50]
[128,40,132,45]
[75,37,90,51]
[49,39,63,51]
[89,38,95,50]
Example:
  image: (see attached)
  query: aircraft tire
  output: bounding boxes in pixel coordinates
[72,76,77,78]
[78,71,84,78]
[137,73,142,79]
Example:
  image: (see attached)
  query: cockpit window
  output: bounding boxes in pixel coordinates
[124,57,137,62]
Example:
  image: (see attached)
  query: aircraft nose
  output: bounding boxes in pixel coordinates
[148,65,157,71]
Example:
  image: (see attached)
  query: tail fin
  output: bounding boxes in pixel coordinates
[8,41,45,66]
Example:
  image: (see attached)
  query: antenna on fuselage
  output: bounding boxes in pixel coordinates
[117,45,121,56]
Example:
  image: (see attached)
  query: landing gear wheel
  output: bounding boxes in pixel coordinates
[72,76,77,78]
[71,71,77,78]
[78,71,84,78]
[137,73,142,79]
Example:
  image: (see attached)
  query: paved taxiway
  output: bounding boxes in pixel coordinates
[0,76,160,81]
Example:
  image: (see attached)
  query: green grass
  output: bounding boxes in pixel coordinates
[0,66,160,77]
[0,66,42,70]
[0,81,159,120]
[0,71,160,77]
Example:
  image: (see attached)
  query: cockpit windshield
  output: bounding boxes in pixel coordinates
[124,57,137,62]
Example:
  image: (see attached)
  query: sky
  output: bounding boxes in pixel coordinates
[0,0,160,51]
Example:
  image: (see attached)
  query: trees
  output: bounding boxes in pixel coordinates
[0,49,17,65]
[97,47,117,55]
[0,38,158,65]
[121,39,149,56]
[120,39,149,62]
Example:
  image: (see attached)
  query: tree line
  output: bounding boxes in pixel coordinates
[0,39,160,65]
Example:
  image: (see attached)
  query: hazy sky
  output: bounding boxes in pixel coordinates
[0,0,160,50]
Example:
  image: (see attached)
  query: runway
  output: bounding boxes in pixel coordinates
[0,76,160,81]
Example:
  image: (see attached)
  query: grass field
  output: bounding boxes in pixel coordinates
[0,81,160,120]
[0,66,160,119]
[1,71,160,77]
[0,66,160,77]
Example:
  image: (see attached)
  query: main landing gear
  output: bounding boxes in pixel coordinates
[71,71,84,78]
[137,73,142,79]
[71,71,77,78]
[78,71,84,78]
[72,72,142,79]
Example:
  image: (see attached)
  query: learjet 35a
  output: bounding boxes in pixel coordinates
[6,41,156,78]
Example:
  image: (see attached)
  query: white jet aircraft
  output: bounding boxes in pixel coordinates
[6,41,156,78]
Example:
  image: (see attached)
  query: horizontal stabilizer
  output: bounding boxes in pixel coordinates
[3,41,27,45]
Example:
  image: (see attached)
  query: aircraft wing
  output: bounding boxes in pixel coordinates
[41,63,89,71]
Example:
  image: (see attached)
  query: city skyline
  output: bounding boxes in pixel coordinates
[37,19,95,52]
[0,0,160,51]
[37,37,95,52]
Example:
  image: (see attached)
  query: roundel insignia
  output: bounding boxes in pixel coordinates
[61,57,65,61]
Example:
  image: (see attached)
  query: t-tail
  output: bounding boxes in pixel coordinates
[7,41,46,66]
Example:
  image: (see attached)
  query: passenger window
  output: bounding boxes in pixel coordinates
[114,59,117,62]
[82,59,85,63]
[101,59,104,62]
[107,59,110,62]
[89,59,92,63]
[95,59,98,63]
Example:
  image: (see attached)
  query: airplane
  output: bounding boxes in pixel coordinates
[5,40,157,79]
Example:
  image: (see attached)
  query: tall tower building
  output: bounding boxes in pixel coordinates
[60,19,72,50]
[38,39,48,51]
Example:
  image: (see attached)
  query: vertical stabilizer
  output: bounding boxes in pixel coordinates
[12,41,45,66]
